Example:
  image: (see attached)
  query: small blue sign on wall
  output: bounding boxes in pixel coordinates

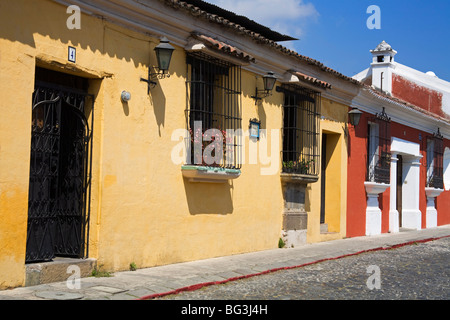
[249,118,261,140]
[68,46,76,63]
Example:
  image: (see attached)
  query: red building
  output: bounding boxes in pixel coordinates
[348,41,450,237]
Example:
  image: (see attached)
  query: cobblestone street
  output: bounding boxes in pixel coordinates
[157,237,450,300]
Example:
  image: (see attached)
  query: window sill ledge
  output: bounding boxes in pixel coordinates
[364,181,390,195]
[182,165,241,183]
[425,187,444,198]
[280,173,319,184]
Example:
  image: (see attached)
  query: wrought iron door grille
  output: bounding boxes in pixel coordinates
[279,84,321,176]
[367,107,391,184]
[26,81,94,263]
[185,52,242,169]
[426,130,444,189]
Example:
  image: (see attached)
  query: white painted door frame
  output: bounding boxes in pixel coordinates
[389,137,423,232]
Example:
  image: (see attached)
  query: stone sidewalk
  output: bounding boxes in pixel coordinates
[1,225,449,300]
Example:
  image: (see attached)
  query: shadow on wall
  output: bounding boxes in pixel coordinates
[0,1,182,140]
[148,77,167,137]
[0,1,184,72]
[182,178,234,215]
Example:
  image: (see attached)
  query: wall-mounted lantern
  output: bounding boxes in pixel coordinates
[251,72,277,104]
[348,108,363,127]
[154,37,175,74]
[141,37,175,92]
[433,128,443,139]
[249,118,261,140]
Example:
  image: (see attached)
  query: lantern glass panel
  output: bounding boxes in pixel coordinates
[155,37,175,72]
[263,72,277,92]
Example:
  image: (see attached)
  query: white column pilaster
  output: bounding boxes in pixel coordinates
[389,154,399,233]
[425,188,444,228]
[365,182,390,236]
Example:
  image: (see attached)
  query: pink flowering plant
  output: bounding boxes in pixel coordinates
[190,126,233,167]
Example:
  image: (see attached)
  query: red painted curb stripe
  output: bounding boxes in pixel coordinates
[137,235,450,300]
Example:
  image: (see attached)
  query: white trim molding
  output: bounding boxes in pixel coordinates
[389,138,423,231]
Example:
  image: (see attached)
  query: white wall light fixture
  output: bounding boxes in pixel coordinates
[121,91,131,102]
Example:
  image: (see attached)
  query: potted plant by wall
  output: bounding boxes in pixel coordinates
[283,159,314,175]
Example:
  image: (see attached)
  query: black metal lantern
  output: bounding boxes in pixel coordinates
[252,71,277,104]
[141,36,175,92]
[348,108,363,126]
[155,37,175,74]
[263,71,277,93]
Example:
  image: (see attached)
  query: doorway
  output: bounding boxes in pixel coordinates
[396,155,403,227]
[390,138,422,231]
[320,134,327,225]
[25,68,94,263]
[320,134,327,224]
[320,132,341,233]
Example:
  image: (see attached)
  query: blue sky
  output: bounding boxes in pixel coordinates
[206,0,450,81]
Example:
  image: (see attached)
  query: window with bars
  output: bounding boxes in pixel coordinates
[280,84,321,176]
[427,130,444,189]
[185,52,242,169]
[367,108,391,184]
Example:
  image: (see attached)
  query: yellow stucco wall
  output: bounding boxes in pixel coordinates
[0,0,286,288]
[0,0,350,289]
[93,48,285,272]
[307,98,348,243]
[0,2,37,289]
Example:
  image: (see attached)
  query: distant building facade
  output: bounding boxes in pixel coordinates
[349,41,450,237]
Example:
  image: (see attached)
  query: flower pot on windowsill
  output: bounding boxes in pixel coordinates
[181,165,241,183]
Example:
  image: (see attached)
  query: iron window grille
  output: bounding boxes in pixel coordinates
[367,107,391,184]
[426,129,444,189]
[280,84,321,176]
[185,52,242,169]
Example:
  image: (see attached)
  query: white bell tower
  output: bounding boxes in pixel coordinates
[370,41,397,94]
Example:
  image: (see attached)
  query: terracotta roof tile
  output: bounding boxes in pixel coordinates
[291,71,332,89]
[168,0,297,41]
[191,33,256,63]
